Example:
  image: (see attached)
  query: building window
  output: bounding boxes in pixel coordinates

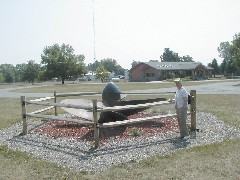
[146,73,155,77]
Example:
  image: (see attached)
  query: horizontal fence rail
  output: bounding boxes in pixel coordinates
[25,100,93,110]
[95,101,171,113]
[30,96,55,102]
[100,113,183,128]
[55,92,100,97]
[29,106,54,114]
[26,113,94,125]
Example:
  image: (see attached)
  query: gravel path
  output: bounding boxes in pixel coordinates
[0,112,239,172]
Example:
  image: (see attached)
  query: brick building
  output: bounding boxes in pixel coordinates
[129,61,212,82]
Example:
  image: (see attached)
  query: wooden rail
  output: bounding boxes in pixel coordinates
[25,100,93,110]
[95,101,170,112]
[100,113,181,128]
[21,90,197,148]
[29,106,54,114]
[26,113,93,125]
[30,96,54,102]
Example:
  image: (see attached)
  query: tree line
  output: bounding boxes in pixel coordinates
[0,44,125,84]
[1,32,240,83]
[208,33,240,77]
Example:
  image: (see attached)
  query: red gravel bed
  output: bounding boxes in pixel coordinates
[31,113,179,145]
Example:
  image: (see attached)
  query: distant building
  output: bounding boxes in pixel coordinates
[129,61,212,82]
[84,71,96,81]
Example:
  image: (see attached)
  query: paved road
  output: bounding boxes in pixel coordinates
[0,80,239,98]
[124,80,240,95]
[0,85,54,98]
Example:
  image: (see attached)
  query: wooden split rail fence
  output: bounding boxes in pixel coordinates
[21,90,196,148]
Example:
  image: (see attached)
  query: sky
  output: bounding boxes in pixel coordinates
[1,0,240,69]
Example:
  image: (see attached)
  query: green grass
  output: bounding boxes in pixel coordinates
[0,98,22,129]
[90,139,240,180]
[0,146,91,180]
[197,94,240,128]
[9,79,239,93]
[10,81,171,93]
[0,81,240,179]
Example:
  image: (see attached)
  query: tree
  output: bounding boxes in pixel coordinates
[208,58,220,77]
[218,42,231,75]
[181,55,194,62]
[220,59,228,75]
[87,60,101,71]
[94,66,110,82]
[41,43,87,84]
[101,58,124,75]
[22,60,40,83]
[23,61,40,83]
[218,38,240,77]
[15,64,26,82]
[0,69,4,83]
[218,42,231,60]
[87,58,125,75]
[160,48,181,62]
[75,54,87,77]
[0,64,15,83]
[229,33,240,67]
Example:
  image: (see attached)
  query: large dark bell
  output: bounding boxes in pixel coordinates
[102,82,121,107]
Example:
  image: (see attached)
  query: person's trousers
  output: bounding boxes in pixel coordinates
[176,107,189,137]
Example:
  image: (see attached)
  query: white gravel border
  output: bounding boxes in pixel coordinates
[0,112,239,172]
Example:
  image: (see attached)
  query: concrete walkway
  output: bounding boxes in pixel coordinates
[123,80,240,95]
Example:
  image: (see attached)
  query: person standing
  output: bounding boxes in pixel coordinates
[174,78,189,138]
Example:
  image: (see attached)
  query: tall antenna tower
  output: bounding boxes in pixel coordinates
[92,0,96,61]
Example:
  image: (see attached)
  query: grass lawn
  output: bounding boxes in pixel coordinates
[8,79,240,93]
[0,81,240,179]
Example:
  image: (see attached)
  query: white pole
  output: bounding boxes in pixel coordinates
[92,0,96,61]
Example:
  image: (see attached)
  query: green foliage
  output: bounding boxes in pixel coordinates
[229,33,240,68]
[37,70,47,82]
[160,48,181,62]
[15,63,26,82]
[218,41,231,59]
[0,43,87,84]
[160,48,194,62]
[87,60,101,71]
[208,58,220,77]
[41,43,87,84]
[159,72,175,80]
[0,64,15,83]
[217,34,240,76]
[94,66,110,82]
[101,58,124,75]
[181,55,194,62]
[21,60,40,83]
[0,72,4,83]
[88,58,125,75]
[129,127,142,137]
[218,42,233,76]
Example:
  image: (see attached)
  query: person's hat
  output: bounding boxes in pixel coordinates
[174,78,182,83]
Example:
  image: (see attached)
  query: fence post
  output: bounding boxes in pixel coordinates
[190,90,196,131]
[54,91,57,116]
[21,96,27,135]
[92,99,99,148]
